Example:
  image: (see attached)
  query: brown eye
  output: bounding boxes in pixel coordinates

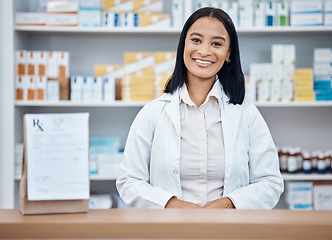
[213,42,222,46]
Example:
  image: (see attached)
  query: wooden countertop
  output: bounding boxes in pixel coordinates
[0,209,331,239]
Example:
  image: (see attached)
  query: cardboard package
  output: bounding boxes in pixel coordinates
[48,77,70,100]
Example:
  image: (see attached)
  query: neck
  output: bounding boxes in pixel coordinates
[186,77,215,107]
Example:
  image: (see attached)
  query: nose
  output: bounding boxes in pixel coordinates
[197,42,211,57]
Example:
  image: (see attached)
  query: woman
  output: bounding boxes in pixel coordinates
[116,7,284,209]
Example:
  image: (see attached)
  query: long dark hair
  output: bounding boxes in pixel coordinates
[164,7,245,105]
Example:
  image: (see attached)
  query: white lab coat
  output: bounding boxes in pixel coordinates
[116,84,284,209]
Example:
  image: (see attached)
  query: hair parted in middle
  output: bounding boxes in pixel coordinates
[164,7,245,105]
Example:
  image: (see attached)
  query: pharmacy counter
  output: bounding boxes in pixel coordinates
[0,209,332,239]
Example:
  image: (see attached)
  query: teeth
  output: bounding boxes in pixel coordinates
[195,59,212,64]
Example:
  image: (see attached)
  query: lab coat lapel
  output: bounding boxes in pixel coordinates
[220,92,243,181]
[159,91,181,138]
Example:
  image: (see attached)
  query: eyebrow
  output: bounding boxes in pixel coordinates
[190,32,226,41]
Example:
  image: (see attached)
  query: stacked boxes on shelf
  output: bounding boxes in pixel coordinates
[79,0,102,27]
[46,1,79,26]
[15,0,181,28]
[121,51,175,101]
[293,68,315,101]
[286,181,313,210]
[248,44,295,103]
[71,51,175,103]
[286,181,332,210]
[290,0,323,27]
[195,0,332,27]
[102,0,172,28]
[89,137,123,179]
[15,50,70,102]
[313,48,332,100]
[325,0,332,26]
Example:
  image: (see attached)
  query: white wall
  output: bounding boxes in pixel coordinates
[0,0,14,208]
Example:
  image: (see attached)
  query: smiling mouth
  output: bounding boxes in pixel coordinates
[194,59,213,65]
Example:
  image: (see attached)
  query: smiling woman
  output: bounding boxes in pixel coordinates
[183,17,231,106]
[116,7,284,210]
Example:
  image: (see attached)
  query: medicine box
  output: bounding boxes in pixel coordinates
[26,75,36,101]
[277,1,289,26]
[315,89,332,100]
[284,45,296,65]
[154,52,176,75]
[15,75,27,101]
[104,76,116,102]
[120,12,139,27]
[47,80,60,102]
[94,64,123,77]
[47,13,78,26]
[80,0,102,9]
[290,0,323,26]
[286,181,313,210]
[36,76,47,101]
[138,13,171,28]
[226,2,239,27]
[58,52,69,78]
[254,2,266,27]
[249,64,262,102]
[314,48,332,63]
[92,77,103,102]
[244,75,256,103]
[82,76,94,102]
[172,0,183,28]
[104,0,162,12]
[281,81,294,102]
[124,52,155,75]
[313,181,332,210]
[239,0,254,28]
[79,9,102,26]
[37,51,48,76]
[70,76,83,102]
[16,50,27,75]
[272,44,285,65]
[103,12,121,27]
[97,153,123,178]
[47,51,59,78]
[270,65,283,102]
[314,80,332,90]
[266,1,276,26]
[325,0,332,26]
[15,12,47,26]
[27,51,37,75]
[47,1,79,13]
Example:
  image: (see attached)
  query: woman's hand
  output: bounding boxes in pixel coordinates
[204,197,235,209]
[165,197,203,208]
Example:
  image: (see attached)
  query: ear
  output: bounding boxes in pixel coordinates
[227,48,232,60]
[226,48,232,63]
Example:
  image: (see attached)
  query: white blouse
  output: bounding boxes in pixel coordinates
[179,81,225,207]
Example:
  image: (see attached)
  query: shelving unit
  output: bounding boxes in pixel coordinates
[2,0,331,209]
[15,173,332,182]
